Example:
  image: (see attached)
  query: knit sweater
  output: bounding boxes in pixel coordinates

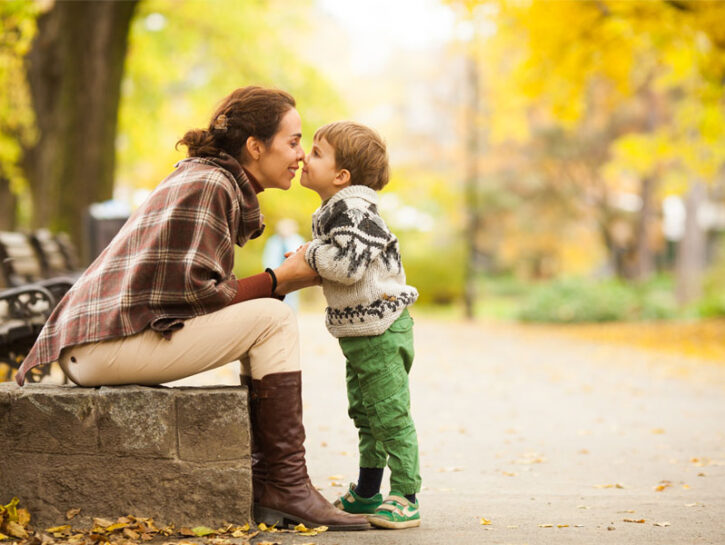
[305,185,418,338]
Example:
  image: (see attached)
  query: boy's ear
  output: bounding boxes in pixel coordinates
[245,136,263,161]
[334,169,351,186]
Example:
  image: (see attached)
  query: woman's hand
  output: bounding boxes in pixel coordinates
[273,243,321,295]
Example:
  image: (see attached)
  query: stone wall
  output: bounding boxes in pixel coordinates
[0,383,251,528]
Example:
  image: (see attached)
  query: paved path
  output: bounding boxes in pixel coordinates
[172,312,725,544]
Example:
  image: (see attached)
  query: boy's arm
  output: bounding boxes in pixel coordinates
[305,208,392,285]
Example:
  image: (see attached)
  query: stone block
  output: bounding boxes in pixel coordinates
[0,384,252,527]
[3,383,98,454]
[96,386,175,458]
[0,453,251,528]
[176,387,250,462]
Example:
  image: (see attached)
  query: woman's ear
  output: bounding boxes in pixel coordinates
[245,136,263,161]
[334,169,351,187]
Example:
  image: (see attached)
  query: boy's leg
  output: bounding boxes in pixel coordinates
[332,355,386,514]
[339,310,421,498]
[345,357,388,471]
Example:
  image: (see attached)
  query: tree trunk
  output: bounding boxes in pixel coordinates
[635,175,656,281]
[0,177,18,230]
[675,181,708,305]
[463,55,480,320]
[22,0,138,261]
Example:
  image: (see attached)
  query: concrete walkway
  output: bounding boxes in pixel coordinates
[171,312,725,545]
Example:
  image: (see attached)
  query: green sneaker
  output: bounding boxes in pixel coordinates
[368,494,421,529]
[333,483,383,515]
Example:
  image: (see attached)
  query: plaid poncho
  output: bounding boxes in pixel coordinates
[16,153,264,385]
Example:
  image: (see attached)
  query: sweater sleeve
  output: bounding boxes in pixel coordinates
[305,207,392,285]
[227,271,287,304]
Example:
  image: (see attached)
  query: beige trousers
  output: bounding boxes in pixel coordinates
[59,298,299,386]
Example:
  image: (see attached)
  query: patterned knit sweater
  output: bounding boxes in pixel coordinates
[305,185,418,338]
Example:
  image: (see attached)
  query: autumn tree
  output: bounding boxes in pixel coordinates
[0,1,38,230]
[22,1,138,255]
[450,0,725,302]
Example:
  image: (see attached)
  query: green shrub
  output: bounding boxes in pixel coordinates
[698,241,725,317]
[517,277,678,323]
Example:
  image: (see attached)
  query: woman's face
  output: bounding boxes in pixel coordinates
[254,108,304,190]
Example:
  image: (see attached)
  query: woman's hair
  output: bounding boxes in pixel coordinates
[176,86,296,161]
[314,121,389,191]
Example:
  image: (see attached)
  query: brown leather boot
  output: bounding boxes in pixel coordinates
[250,371,370,531]
[241,375,266,503]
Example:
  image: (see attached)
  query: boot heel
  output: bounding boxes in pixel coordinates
[254,505,301,529]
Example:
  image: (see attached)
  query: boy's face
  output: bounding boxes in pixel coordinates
[300,136,347,200]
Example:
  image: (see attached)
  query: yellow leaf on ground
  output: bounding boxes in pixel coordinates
[538,523,553,528]
[623,518,645,523]
[192,526,215,536]
[123,528,140,540]
[66,508,81,520]
[480,518,492,525]
[93,517,114,528]
[5,521,28,539]
[46,525,72,533]
[16,508,30,526]
[0,532,9,541]
[557,524,569,528]
[654,521,671,527]
[106,523,129,532]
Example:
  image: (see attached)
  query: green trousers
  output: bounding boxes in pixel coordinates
[338,309,421,495]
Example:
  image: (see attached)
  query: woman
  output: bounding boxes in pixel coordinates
[15,86,370,531]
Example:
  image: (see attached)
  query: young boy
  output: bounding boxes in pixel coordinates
[299,121,421,529]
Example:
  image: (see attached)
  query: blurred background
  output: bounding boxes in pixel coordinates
[2,0,725,349]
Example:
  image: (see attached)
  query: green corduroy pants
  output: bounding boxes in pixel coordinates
[338,309,421,495]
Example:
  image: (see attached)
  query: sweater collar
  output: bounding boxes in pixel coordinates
[322,185,378,209]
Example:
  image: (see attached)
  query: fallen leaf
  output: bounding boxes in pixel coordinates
[5,521,28,539]
[327,475,344,480]
[105,522,129,532]
[123,528,140,540]
[92,517,114,528]
[480,518,492,525]
[191,526,216,537]
[682,484,691,489]
[653,521,671,527]
[684,502,700,507]
[46,525,72,534]
[16,508,30,526]
[179,527,196,536]
[623,518,645,524]
[651,428,666,434]
[595,483,625,489]
[557,524,569,528]
[577,505,591,510]
[502,471,518,477]
[578,449,590,454]
[66,508,82,520]
[538,523,553,528]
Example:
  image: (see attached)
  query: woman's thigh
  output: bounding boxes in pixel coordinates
[60,298,299,386]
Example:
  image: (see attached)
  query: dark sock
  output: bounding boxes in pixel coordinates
[355,467,384,498]
[405,493,416,503]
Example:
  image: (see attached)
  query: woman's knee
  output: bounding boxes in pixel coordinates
[259,298,298,337]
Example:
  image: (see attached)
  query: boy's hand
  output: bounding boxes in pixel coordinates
[274,242,321,295]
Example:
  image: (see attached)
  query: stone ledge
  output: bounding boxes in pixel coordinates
[0,383,251,527]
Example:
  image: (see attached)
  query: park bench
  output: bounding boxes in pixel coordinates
[0,382,252,527]
[0,284,56,382]
[0,230,83,382]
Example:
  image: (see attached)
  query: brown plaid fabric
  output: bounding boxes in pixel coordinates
[16,153,264,385]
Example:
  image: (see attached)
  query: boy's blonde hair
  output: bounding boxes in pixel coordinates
[314,121,389,191]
